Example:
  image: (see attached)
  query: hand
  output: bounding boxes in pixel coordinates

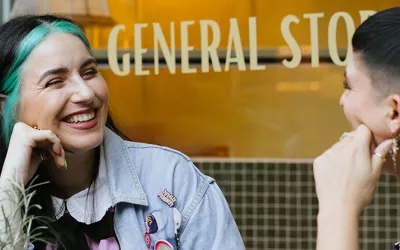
[313,124,393,216]
[0,122,66,186]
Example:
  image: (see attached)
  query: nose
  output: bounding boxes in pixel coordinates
[70,76,95,104]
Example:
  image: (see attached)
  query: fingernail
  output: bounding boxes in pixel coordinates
[64,158,68,171]
[59,147,63,156]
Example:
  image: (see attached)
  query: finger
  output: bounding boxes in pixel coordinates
[354,124,372,149]
[339,131,356,140]
[31,130,60,154]
[331,132,355,150]
[32,148,48,161]
[30,150,44,168]
[48,149,66,169]
[30,130,65,169]
[372,139,393,176]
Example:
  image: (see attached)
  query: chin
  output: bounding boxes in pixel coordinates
[373,133,392,147]
[61,129,105,153]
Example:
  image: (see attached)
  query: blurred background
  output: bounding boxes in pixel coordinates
[2,1,400,249]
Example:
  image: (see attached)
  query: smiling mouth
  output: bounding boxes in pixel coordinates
[64,110,96,123]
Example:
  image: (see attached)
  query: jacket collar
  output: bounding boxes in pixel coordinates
[102,127,148,206]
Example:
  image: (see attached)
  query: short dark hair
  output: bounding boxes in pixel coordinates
[352,7,400,96]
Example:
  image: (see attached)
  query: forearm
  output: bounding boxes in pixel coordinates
[0,176,24,250]
[316,208,360,250]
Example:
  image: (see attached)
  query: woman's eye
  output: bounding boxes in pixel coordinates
[84,68,98,77]
[343,79,351,90]
[45,80,63,88]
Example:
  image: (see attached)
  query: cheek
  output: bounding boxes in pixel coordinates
[27,94,68,125]
[343,97,388,138]
[93,78,108,103]
[342,99,362,128]
[364,110,391,142]
[46,91,70,109]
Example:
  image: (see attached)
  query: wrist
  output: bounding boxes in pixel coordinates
[0,170,24,188]
[316,205,361,250]
[0,177,19,198]
[318,203,361,221]
[1,162,27,185]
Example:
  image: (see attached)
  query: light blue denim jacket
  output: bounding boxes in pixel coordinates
[26,127,245,250]
[103,127,245,249]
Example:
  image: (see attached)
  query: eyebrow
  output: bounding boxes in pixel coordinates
[37,58,98,85]
[80,58,97,70]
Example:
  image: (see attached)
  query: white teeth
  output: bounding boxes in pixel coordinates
[66,111,95,123]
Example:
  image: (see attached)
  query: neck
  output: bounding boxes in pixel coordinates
[47,147,99,199]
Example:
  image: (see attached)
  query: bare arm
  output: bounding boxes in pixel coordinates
[313,125,392,250]
[0,123,66,249]
[316,208,360,250]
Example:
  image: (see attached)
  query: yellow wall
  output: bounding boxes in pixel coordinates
[101,64,350,158]
[92,1,399,158]
[89,0,399,49]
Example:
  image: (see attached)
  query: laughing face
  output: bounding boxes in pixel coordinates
[18,33,109,153]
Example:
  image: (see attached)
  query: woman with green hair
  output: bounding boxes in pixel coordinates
[0,15,245,250]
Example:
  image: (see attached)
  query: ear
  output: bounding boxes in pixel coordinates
[0,94,6,112]
[386,94,400,135]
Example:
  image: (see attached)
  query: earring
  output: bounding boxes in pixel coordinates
[390,133,400,175]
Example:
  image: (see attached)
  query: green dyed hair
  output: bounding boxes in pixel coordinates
[0,21,92,145]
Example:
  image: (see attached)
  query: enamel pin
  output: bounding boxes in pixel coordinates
[158,189,177,208]
[145,211,166,234]
[157,189,180,249]
[173,208,181,249]
[144,232,151,248]
[155,240,174,250]
[145,213,158,234]
[144,211,167,248]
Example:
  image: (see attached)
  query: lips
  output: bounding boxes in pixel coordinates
[62,109,96,123]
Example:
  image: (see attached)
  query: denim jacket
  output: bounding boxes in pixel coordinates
[25,127,245,250]
[103,127,245,249]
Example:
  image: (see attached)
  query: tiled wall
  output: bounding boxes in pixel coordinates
[193,159,400,250]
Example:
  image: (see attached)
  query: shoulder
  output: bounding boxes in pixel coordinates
[123,140,210,183]
[103,130,243,247]
[124,140,192,162]
[123,140,216,215]
[117,140,244,247]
